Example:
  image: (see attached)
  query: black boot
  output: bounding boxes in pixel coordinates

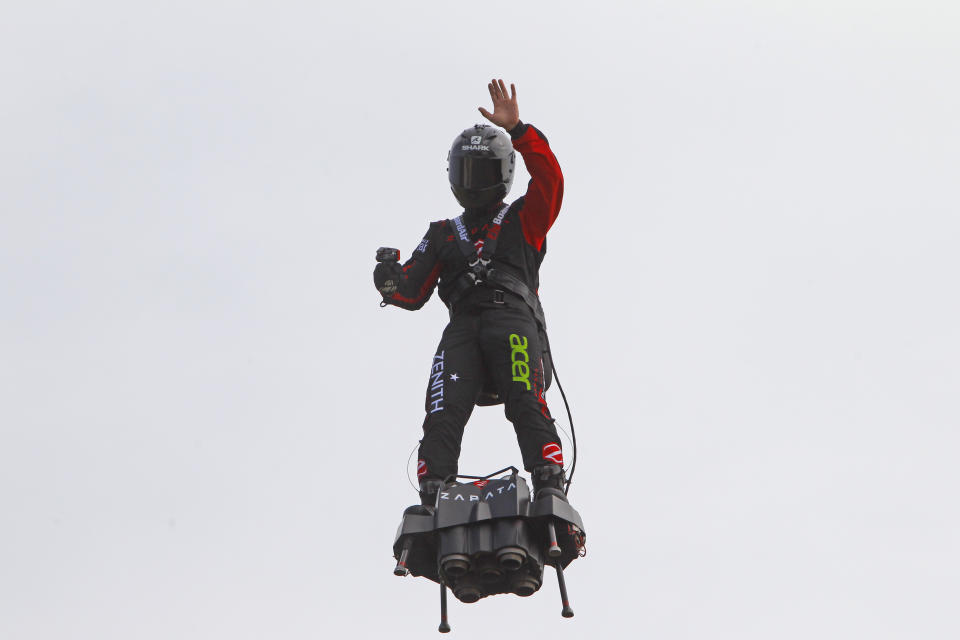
[419,478,444,508]
[404,478,444,517]
[531,464,566,500]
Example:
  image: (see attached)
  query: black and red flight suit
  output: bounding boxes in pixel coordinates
[376,121,564,483]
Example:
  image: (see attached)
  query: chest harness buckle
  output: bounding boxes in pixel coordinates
[451,204,509,286]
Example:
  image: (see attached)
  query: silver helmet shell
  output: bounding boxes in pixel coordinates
[447,124,515,209]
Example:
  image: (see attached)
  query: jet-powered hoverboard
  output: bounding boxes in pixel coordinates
[392,466,586,633]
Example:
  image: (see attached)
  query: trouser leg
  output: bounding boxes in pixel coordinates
[480,307,564,472]
[417,315,484,482]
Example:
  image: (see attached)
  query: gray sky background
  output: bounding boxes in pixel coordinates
[2,1,958,638]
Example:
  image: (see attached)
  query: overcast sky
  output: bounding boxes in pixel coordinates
[2,1,958,638]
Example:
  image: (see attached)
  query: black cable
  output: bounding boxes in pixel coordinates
[544,330,576,495]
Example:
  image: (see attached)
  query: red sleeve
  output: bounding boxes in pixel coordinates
[513,124,564,251]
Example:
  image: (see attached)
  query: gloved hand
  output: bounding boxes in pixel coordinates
[374,261,402,296]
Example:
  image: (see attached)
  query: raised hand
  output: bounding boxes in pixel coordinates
[478,79,520,130]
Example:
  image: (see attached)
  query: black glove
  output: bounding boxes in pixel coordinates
[374,261,402,296]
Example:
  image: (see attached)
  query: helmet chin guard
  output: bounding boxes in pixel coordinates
[447,124,515,209]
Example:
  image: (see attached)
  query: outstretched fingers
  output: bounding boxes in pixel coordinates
[487,78,516,103]
[479,78,520,128]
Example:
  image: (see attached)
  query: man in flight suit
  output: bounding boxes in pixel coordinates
[374,79,566,507]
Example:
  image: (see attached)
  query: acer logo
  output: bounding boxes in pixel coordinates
[509,333,531,390]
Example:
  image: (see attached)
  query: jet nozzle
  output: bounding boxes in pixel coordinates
[440,554,470,578]
[496,546,527,571]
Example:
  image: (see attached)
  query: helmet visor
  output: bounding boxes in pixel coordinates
[449,157,503,190]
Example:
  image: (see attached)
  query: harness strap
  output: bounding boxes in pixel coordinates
[479,204,510,260]
[445,203,546,331]
[486,268,547,331]
[445,272,475,312]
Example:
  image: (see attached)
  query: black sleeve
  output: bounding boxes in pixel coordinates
[379,224,443,310]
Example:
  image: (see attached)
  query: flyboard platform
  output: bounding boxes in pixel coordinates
[392,467,586,633]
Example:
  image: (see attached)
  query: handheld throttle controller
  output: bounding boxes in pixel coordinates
[376,247,400,263]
